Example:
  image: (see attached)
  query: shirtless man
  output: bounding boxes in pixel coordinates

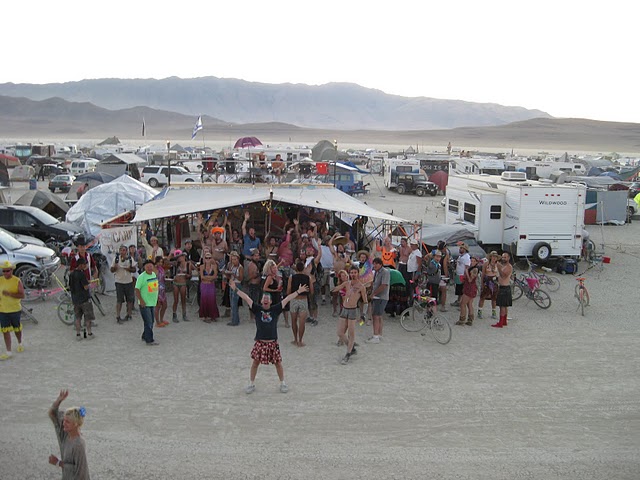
[332,266,368,365]
[492,252,513,328]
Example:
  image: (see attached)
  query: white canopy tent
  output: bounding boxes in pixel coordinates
[133,184,406,223]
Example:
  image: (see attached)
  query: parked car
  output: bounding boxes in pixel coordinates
[0,227,60,279]
[49,174,76,193]
[395,173,438,196]
[0,205,84,243]
[0,227,47,247]
[140,165,201,187]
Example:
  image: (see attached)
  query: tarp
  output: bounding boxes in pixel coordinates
[133,184,406,223]
[66,175,158,236]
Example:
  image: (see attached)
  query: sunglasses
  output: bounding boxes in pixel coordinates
[2,269,12,273]
[205,256,212,259]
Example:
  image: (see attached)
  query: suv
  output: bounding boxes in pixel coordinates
[141,165,201,187]
[395,173,438,196]
[0,227,60,278]
[0,205,84,243]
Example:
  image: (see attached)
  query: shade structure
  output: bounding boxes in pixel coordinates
[133,184,406,223]
[75,171,117,184]
[15,190,69,219]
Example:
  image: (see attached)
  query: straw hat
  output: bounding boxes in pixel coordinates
[457,242,469,251]
[332,235,348,246]
[489,250,499,258]
[0,260,15,270]
[409,239,419,246]
[357,249,370,259]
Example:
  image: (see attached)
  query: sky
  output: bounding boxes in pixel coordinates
[3,1,637,123]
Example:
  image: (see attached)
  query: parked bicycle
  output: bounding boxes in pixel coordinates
[22,267,70,303]
[575,277,589,316]
[524,258,560,292]
[511,274,552,309]
[21,305,38,325]
[400,288,452,345]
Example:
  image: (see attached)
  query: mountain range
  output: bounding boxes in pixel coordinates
[0,78,638,152]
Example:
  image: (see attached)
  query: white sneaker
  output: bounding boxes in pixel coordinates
[245,384,256,394]
[366,336,381,344]
[280,383,289,393]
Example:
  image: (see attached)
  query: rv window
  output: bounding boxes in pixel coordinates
[396,166,412,173]
[448,199,459,214]
[463,203,476,224]
[490,205,502,220]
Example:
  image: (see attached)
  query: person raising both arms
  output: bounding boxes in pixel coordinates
[229,277,308,395]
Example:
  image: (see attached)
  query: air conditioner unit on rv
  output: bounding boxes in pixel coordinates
[501,171,527,181]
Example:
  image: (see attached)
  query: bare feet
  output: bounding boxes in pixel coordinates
[298,341,306,347]
[291,340,298,346]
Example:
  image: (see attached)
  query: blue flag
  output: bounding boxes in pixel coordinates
[191,115,203,139]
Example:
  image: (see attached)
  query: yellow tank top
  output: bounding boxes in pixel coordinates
[0,276,21,313]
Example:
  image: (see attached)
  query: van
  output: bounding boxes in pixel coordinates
[70,159,99,176]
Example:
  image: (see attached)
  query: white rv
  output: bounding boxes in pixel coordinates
[384,157,420,189]
[449,156,506,176]
[504,160,587,179]
[445,172,586,261]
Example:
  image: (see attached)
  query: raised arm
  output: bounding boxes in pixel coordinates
[229,278,252,308]
[48,389,69,421]
[242,211,250,237]
[281,284,309,308]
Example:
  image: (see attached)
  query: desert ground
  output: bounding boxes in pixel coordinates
[1,178,639,479]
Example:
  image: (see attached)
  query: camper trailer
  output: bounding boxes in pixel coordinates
[449,156,506,176]
[384,157,420,189]
[445,172,586,262]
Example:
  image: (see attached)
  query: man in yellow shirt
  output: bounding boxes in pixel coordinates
[0,261,26,360]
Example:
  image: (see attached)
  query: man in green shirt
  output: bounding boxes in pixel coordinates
[135,260,160,346]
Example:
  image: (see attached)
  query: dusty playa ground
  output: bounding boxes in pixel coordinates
[1,181,639,479]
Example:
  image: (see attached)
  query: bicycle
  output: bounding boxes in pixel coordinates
[21,305,38,325]
[524,258,560,292]
[400,289,452,345]
[575,277,589,316]
[511,274,551,309]
[22,267,70,303]
[57,278,105,326]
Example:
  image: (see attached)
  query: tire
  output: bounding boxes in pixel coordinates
[512,282,524,301]
[21,306,38,325]
[532,289,551,309]
[400,307,427,332]
[430,190,437,196]
[49,188,55,193]
[580,289,590,315]
[16,266,49,289]
[542,275,560,292]
[411,301,427,324]
[416,187,425,197]
[429,315,452,345]
[396,184,406,195]
[532,242,552,263]
[57,299,75,325]
[574,284,590,307]
[148,178,159,188]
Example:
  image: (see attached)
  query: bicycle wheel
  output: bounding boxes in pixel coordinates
[18,266,49,290]
[57,299,75,325]
[542,275,560,292]
[91,294,106,316]
[400,307,427,332]
[429,315,452,345]
[532,289,551,309]
[512,283,523,301]
[411,301,427,323]
[21,306,38,325]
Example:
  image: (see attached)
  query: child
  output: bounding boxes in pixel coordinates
[229,278,308,394]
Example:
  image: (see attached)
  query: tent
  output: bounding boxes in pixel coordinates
[66,175,158,236]
[10,165,35,181]
[312,140,350,162]
[428,170,449,193]
[15,190,69,219]
[97,136,121,145]
[133,184,406,223]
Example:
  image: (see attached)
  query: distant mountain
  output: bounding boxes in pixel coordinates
[1,96,638,152]
[0,77,550,130]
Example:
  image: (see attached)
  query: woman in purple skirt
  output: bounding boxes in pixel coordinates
[199,252,220,322]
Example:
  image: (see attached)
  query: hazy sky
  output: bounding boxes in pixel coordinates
[3,1,636,123]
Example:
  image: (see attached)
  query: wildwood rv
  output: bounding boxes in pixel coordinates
[445,172,586,261]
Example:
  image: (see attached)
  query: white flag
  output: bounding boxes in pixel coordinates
[191,115,203,139]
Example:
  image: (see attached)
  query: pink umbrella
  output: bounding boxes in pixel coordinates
[233,137,263,149]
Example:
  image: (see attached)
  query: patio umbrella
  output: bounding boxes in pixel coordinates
[233,136,262,149]
[0,153,20,167]
[15,190,69,219]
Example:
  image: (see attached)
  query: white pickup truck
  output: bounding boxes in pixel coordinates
[141,165,201,187]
